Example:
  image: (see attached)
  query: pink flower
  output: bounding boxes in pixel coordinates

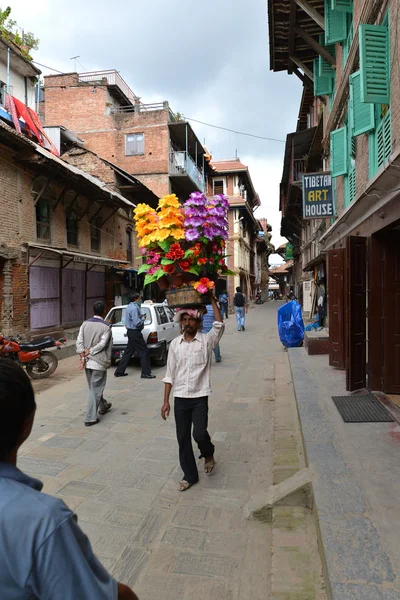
[148,266,159,275]
[196,284,208,294]
[140,247,147,255]
[209,258,214,264]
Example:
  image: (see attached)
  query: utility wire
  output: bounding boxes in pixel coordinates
[31,61,64,74]
[182,116,286,143]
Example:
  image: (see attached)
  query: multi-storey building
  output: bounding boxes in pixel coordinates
[208,158,268,302]
[0,36,156,336]
[269,0,399,394]
[41,71,210,202]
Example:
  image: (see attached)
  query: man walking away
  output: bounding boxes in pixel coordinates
[219,290,229,319]
[0,360,139,599]
[233,286,248,331]
[161,294,224,492]
[76,301,112,427]
[114,293,155,379]
[202,304,222,363]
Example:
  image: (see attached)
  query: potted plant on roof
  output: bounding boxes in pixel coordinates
[134,192,235,307]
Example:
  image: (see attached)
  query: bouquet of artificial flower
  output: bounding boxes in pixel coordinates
[134,192,235,298]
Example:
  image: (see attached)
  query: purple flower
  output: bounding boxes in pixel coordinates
[184,217,204,228]
[185,228,201,242]
[184,192,208,207]
[208,206,226,217]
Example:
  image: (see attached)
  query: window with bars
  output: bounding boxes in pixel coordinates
[125,133,144,156]
[213,179,225,195]
[126,228,133,263]
[90,219,101,252]
[66,211,79,246]
[36,199,51,241]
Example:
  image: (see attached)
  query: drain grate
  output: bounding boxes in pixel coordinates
[332,394,394,423]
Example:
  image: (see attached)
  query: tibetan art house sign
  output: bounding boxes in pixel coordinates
[302,172,335,219]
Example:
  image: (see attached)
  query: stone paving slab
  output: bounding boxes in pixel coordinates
[17,304,329,598]
[288,349,400,599]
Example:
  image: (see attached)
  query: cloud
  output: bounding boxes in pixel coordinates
[9,0,301,247]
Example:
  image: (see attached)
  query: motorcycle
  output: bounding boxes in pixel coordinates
[0,334,66,379]
[255,292,264,305]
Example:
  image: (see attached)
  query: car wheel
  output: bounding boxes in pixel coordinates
[153,342,167,367]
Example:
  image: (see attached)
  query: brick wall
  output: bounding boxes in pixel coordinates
[43,75,170,197]
[0,141,138,332]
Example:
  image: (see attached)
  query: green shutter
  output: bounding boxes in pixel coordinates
[325,0,347,43]
[331,0,353,12]
[376,110,392,169]
[314,58,333,96]
[359,24,390,104]
[318,40,335,78]
[330,126,348,177]
[349,71,374,136]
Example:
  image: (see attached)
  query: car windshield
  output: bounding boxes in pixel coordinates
[109,306,152,326]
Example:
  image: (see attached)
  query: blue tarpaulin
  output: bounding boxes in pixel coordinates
[277,300,304,348]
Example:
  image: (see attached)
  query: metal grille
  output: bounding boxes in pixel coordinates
[332,394,394,423]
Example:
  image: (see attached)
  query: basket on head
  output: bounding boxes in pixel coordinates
[165,285,207,308]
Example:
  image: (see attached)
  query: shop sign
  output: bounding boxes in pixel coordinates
[73,255,115,267]
[286,244,293,260]
[302,172,335,220]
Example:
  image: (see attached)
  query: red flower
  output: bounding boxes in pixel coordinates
[165,243,184,260]
[197,257,208,265]
[208,258,214,264]
[162,264,175,274]
[219,259,225,265]
[178,259,192,271]
[221,263,228,271]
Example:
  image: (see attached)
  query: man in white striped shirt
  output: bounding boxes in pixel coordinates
[161,294,224,492]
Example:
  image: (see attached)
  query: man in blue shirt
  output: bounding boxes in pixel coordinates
[0,360,138,600]
[114,292,155,379]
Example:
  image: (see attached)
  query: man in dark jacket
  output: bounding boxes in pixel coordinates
[233,286,248,331]
[114,293,155,379]
[76,300,112,427]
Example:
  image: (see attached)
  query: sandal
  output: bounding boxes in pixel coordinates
[204,457,215,474]
[178,480,196,492]
[98,402,112,415]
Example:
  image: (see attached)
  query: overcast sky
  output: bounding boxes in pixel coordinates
[9,0,301,248]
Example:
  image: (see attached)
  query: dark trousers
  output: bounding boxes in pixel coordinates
[114,329,151,376]
[221,302,229,319]
[174,396,215,484]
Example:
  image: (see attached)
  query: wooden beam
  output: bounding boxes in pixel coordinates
[33,177,52,206]
[293,0,325,29]
[294,26,335,66]
[100,206,120,227]
[288,1,297,75]
[289,56,314,82]
[292,66,314,91]
[28,252,44,267]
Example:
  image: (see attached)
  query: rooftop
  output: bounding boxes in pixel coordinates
[211,158,249,172]
[0,36,41,78]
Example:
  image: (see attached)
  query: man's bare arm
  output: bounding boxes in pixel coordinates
[161,383,172,420]
[210,292,223,322]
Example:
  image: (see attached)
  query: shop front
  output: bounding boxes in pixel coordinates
[28,244,127,333]
[322,178,400,395]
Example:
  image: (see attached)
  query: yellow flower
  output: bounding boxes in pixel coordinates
[158,194,181,209]
[134,203,153,218]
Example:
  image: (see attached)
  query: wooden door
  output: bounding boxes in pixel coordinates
[29,266,60,329]
[86,271,105,318]
[383,233,400,394]
[346,236,367,391]
[328,248,346,368]
[62,269,85,325]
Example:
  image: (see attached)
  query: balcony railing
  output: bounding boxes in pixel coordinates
[169,150,205,192]
[79,70,138,104]
[293,158,307,182]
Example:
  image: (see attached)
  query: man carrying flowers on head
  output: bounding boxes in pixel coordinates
[161,293,224,492]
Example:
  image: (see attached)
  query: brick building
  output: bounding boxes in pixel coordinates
[268,0,400,394]
[41,70,210,201]
[207,158,267,302]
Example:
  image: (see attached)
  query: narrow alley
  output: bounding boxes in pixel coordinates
[20,302,326,599]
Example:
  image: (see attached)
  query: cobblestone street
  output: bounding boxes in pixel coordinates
[20,302,324,599]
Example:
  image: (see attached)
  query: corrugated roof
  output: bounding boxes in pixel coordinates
[0,119,135,209]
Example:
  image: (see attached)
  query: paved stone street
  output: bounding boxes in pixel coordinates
[20,302,323,599]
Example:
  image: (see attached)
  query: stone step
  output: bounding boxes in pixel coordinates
[63,327,81,341]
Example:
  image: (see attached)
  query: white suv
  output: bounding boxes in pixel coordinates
[105,301,179,367]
